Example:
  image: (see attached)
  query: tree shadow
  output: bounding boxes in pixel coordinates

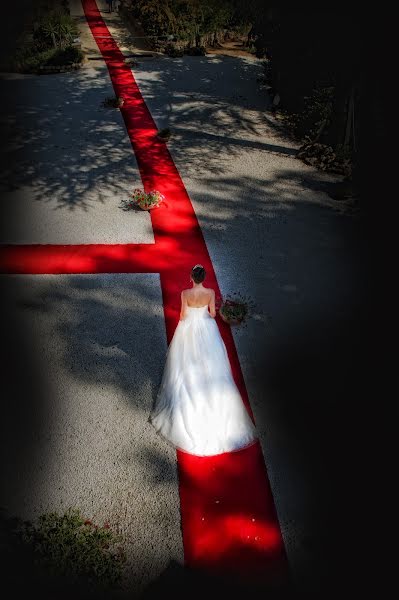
[0,48,345,229]
[0,67,139,211]
[7,272,170,420]
[128,52,348,193]
[0,40,364,597]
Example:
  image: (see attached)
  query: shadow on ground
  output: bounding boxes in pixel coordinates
[0,506,293,600]
[0,47,367,598]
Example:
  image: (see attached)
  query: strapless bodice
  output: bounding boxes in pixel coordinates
[184,305,210,320]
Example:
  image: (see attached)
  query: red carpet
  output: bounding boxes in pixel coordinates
[0,0,289,586]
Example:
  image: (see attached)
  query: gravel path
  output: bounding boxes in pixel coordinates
[0,273,183,596]
[0,1,363,596]
[0,66,154,244]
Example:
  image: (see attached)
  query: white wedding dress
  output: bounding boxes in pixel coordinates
[150,305,258,456]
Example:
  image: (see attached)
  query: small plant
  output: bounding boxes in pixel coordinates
[243,44,257,55]
[122,188,165,211]
[296,141,352,177]
[156,127,172,141]
[44,45,83,66]
[184,45,206,56]
[218,293,254,326]
[124,58,139,67]
[33,10,78,51]
[102,96,124,108]
[13,44,83,73]
[20,508,126,590]
[164,43,184,57]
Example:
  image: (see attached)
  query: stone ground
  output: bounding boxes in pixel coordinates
[0,1,365,597]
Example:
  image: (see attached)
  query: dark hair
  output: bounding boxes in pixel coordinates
[191,264,206,283]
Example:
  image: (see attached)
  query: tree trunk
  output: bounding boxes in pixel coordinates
[344,85,355,147]
[313,118,328,143]
[325,78,351,149]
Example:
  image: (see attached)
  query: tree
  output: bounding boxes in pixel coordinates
[251,5,360,168]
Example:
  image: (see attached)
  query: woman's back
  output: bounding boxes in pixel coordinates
[183,286,213,308]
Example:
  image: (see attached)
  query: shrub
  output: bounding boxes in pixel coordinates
[33,10,78,51]
[13,45,48,72]
[44,45,83,66]
[164,43,184,57]
[184,45,206,56]
[13,44,83,72]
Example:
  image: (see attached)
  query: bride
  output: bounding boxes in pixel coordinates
[150,265,258,456]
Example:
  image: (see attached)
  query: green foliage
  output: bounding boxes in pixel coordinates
[14,45,83,72]
[245,44,257,54]
[122,188,165,210]
[280,84,335,141]
[44,45,83,66]
[128,0,246,47]
[21,508,126,590]
[102,96,125,108]
[334,143,352,162]
[184,45,206,55]
[33,10,78,50]
[164,42,184,56]
[13,44,50,71]
[296,141,352,177]
[157,127,172,139]
[282,84,354,176]
[218,292,255,325]
[254,6,359,175]
[12,1,81,73]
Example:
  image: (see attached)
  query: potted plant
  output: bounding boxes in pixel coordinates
[218,293,253,325]
[130,188,165,210]
[102,95,124,108]
[156,127,172,141]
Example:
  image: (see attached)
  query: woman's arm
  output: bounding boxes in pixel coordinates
[180,290,188,321]
[209,289,216,318]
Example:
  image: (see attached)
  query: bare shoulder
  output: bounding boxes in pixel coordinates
[204,287,215,303]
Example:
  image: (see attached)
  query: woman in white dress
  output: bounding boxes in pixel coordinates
[150,265,258,456]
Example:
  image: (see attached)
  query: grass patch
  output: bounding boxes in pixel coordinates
[20,508,127,591]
